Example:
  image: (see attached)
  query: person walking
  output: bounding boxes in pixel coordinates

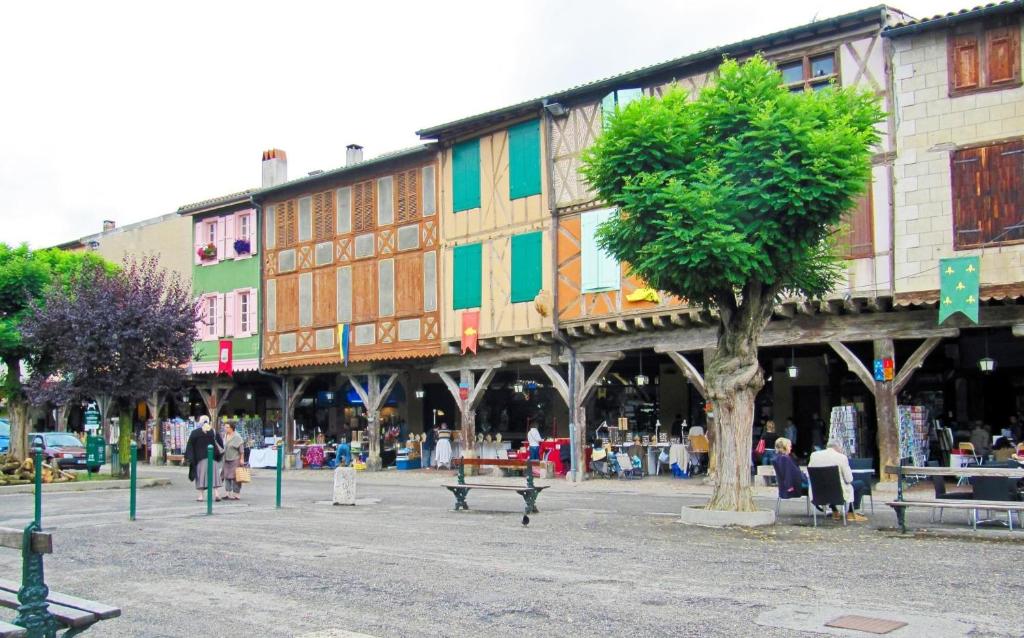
[221,421,246,500]
[184,416,224,502]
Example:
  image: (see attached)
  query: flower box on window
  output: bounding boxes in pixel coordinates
[197,243,217,261]
[233,238,251,255]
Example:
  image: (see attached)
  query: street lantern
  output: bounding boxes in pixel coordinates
[979,334,996,373]
[635,350,649,386]
[415,388,425,399]
[787,348,799,379]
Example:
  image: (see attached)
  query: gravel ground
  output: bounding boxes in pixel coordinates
[0,466,1019,637]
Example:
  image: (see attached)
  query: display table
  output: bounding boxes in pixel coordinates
[249,447,279,468]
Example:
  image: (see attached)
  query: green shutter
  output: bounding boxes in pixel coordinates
[582,208,620,292]
[510,231,542,303]
[452,243,482,309]
[508,119,542,200]
[452,139,481,212]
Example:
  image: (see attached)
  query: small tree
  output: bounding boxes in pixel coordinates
[24,257,196,475]
[582,57,883,511]
[0,244,111,459]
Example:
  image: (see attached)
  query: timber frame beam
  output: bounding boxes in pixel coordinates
[662,350,707,399]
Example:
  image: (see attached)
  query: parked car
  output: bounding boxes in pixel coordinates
[28,432,87,470]
[0,419,9,453]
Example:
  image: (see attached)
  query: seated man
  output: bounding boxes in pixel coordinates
[771,437,807,498]
[808,439,868,522]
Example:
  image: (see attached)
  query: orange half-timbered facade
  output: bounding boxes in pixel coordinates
[260,146,441,369]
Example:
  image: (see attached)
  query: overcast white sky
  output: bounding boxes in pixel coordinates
[2,0,969,248]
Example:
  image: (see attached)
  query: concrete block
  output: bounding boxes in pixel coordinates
[906,217,931,234]
[901,75,927,92]
[332,467,356,505]
[902,233,921,248]
[894,63,915,80]
[950,94,977,112]
[926,99,951,116]
[989,102,1017,121]
[1001,118,1024,135]
[898,91,917,107]
[680,505,775,528]
[896,176,918,193]
[977,120,1003,138]
[976,91,1004,108]
[963,107,991,125]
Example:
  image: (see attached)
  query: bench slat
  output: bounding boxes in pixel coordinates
[0,590,96,628]
[886,500,1024,510]
[443,484,545,491]
[0,579,119,620]
[0,619,26,638]
[0,529,52,554]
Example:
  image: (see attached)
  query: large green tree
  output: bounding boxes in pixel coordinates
[0,244,113,459]
[582,57,883,511]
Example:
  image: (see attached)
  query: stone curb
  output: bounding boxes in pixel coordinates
[0,477,171,495]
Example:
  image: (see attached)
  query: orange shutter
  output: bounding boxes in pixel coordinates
[951,147,986,248]
[842,193,874,260]
[352,181,375,233]
[991,140,1024,243]
[313,268,336,326]
[351,261,377,322]
[986,25,1020,85]
[395,169,420,224]
[276,275,299,330]
[313,191,336,241]
[394,252,423,317]
[951,36,980,91]
[277,200,297,248]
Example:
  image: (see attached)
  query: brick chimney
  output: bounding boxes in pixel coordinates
[102,220,116,232]
[346,144,364,166]
[262,149,288,188]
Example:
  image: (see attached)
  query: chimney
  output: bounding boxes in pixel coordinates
[261,148,288,188]
[346,144,364,166]
[102,220,116,232]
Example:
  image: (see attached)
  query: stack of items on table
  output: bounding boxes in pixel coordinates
[162,418,198,456]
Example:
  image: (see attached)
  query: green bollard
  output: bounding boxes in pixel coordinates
[129,441,138,521]
[206,444,214,516]
[276,444,283,509]
[33,446,43,527]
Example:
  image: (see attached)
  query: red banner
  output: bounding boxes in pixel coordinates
[218,339,233,376]
[461,311,479,355]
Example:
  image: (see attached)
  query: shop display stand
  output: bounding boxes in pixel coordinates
[829,405,858,457]
[898,405,930,468]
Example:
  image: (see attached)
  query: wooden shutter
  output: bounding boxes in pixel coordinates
[582,208,620,292]
[277,200,297,248]
[510,231,542,302]
[452,243,482,309]
[276,275,299,331]
[224,291,236,337]
[838,192,874,259]
[314,268,336,326]
[452,139,481,212]
[395,253,422,317]
[395,168,419,223]
[950,35,980,91]
[509,120,542,200]
[952,147,986,248]
[992,140,1024,243]
[351,260,377,322]
[352,181,375,232]
[313,191,336,242]
[986,25,1020,85]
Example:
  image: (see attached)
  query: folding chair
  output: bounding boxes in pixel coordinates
[615,452,642,480]
[807,466,851,527]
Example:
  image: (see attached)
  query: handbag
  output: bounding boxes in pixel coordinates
[755,438,766,457]
[234,466,252,483]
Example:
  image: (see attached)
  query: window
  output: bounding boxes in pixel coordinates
[378,259,395,317]
[195,218,221,265]
[266,279,277,331]
[452,243,482,309]
[452,139,481,212]
[397,224,419,251]
[948,18,1021,95]
[265,205,276,249]
[239,291,250,335]
[299,272,313,327]
[298,197,313,242]
[232,288,257,337]
[952,139,1024,249]
[238,213,250,243]
[778,52,837,92]
[510,231,543,303]
[508,120,542,200]
[377,176,394,226]
[601,88,643,128]
[836,192,874,260]
[581,208,620,292]
[206,220,217,245]
[422,166,436,216]
[337,187,352,233]
[423,251,437,312]
[200,294,219,340]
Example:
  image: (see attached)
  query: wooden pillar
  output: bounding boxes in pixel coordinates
[274,375,312,455]
[433,366,500,461]
[195,378,234,425]
[347,373,399,471]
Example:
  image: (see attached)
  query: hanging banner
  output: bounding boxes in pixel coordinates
[217,340,233,376]
[338,324,351,366]
[938,256,980,324]
[461,310,479,355]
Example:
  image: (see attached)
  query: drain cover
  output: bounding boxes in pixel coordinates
[825,615,908,634]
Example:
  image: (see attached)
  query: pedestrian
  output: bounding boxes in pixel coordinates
[783,417,798,449]
[221,421,246,500]
[759,420,779,465]
[422,426,436,469]
[527,420,543,460]
[184,415,224,502]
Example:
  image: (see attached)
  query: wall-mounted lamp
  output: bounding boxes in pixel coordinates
[544,101,567,117]
[415,389,425,399]
[979,334,996,373]
[246,391,253,401]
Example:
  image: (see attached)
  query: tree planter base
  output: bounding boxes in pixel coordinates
[680,504,775,527]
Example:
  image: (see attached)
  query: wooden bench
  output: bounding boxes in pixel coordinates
[0,525,120,636]
[166,453,185,466]
[885,464,1024,532]
[442,458,548,525]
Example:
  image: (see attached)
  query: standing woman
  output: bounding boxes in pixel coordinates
[221,421,246,500]
[184,415,224,502]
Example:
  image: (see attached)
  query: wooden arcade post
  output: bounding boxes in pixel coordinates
[431,365,502,462]
[346,373,400,471]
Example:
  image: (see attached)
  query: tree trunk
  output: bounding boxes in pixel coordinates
[118,408,132,478]
[8,398,30,461]
[55,404,70,433]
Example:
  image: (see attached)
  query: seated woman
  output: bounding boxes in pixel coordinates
[771,437,807,498]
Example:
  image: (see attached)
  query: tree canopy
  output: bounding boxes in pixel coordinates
[581,55,884,309]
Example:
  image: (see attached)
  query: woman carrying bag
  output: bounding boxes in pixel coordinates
[222,421,248,500]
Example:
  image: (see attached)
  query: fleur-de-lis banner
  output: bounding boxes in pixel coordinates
[938,256,980,324]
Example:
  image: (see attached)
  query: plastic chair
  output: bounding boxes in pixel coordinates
[807,466,850,527]
[959,442,983,466]
[970,476,1020,529]
[849,457,875,514]
[929,475,964,523]
[772,457,810,518]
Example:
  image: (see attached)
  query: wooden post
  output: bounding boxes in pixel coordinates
[347,373,399,471]
[274,375,312,455]
[432,365,501,466]
[195,378,234,425]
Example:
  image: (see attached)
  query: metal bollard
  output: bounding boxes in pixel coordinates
[206,444,214,516]
[33,445,43,527]
[129,441,138,521]
[276,444,283,509]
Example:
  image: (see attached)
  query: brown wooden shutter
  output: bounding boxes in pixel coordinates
[313,191,336,242]
[844,193,874,259]
[986,25,1020,85]
[951,147,985,248]
[352,181,375,233]
[394,252,423,317]
[313,268,336,326]
[277,200,297,248]
[276,274,299,330]
[992,140,1024,243]
[351,260,377,322]
[950,35,980,91]
[395,169,419,224]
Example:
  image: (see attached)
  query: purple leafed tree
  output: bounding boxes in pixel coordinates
[24,257,197,474]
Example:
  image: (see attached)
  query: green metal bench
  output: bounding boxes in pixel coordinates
[442,458,548,525]
[0,525,120,637]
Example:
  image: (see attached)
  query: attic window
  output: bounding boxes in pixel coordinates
[601,88,644,128]
[779,52,837,92]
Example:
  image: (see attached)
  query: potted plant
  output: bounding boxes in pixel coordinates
[233,238,251,255]
[197,243,217,261]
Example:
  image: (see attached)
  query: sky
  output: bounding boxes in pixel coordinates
[1,0,971,248]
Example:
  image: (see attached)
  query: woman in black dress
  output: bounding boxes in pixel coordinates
[184,416,224,501]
